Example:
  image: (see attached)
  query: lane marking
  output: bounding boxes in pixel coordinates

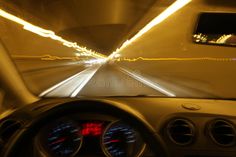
[39,68,94,97]
[119,67,176,97]
[70,66,101,97]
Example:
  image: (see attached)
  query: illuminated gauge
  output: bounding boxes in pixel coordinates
[47,121,82,157]
[102,121,145,157]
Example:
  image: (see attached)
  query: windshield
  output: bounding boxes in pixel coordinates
[0,0,236,99]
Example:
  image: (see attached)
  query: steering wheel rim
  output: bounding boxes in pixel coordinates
[2,99,169,157]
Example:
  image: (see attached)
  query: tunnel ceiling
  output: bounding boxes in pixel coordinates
[1,0,159,55]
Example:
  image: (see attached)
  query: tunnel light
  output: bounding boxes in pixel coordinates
[216,34,232,44]
[114,53,121,58]
[108,0,191,59]
[0,9,107,59]
[84,59,107,64]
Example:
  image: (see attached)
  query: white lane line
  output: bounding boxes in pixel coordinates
[119,67,176,97]
[39,68,92,97]
[70,65,101,97]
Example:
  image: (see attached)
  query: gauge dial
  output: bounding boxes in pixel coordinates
[102,121,145,157]
[47,121,82,157]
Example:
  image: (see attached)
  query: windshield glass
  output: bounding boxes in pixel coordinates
[0,0,236,99]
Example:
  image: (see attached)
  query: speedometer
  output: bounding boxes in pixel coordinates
[46,121,83,157]
[102,121,145,157]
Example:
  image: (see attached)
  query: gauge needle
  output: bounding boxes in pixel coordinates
[51,137,66,145]
[109,139,120,143]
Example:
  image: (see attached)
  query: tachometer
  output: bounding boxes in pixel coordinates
[102,121,145,157]
[46,121,83,157]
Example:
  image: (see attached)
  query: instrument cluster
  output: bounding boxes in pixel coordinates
[34,118,145,157]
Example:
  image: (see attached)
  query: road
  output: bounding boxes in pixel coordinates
[15,59,235,99]
[14,59,87,94]
[15,59,173,97]
[38,64,169,97]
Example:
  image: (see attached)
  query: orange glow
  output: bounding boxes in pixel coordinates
[109,0,191,59]
[0,9,107,59]
[116,57,236,62]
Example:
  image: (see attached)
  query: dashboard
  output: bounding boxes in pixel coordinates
[1,97,236,157]
[34,115,145,157]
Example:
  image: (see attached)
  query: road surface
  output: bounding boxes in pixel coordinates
[15,59,232,98]
[38,64,169,97]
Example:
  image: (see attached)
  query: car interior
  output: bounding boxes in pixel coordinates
[0,0,236,157]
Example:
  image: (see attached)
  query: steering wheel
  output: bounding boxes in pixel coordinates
[2,99,169,157]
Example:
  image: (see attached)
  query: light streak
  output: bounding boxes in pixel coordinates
[0,9,107,59]
[109,0,191,59]
[39,70,89,97]
[70,66,100,97]
[115,57,236,62]
[119,67,176,97]
[216,34,233,44]
[11,54,84,61]
[39,65,101,97]
[84,59,107,64]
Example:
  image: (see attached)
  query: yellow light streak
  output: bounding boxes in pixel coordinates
[109,0,191,59]
[11,54,86,61]
[0,9,107,59]
[216,34,233,44]
[116,57,236,62]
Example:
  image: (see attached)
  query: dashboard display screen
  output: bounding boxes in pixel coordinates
[81,122,103,136]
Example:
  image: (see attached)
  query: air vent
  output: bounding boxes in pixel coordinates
[167,119,195,146]
[0,119,22,142]
[208,119,236,147]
